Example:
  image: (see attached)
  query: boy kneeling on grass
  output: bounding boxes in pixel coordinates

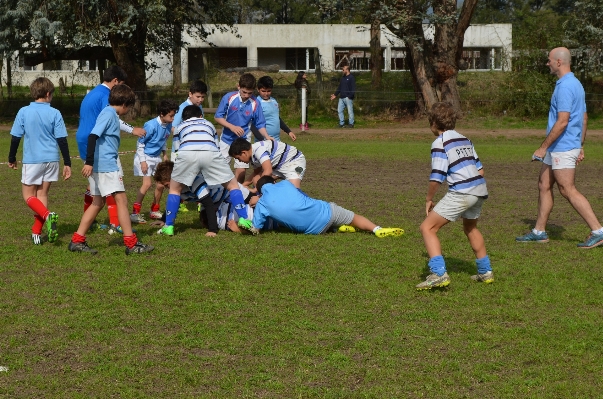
[416,102,493,290]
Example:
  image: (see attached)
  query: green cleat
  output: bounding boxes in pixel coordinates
[338,225,358,233]
[45,212,59,243]
[179,203,189,213]
[237,218,253,231]
[157,225,174,236]
[375,227,404,238]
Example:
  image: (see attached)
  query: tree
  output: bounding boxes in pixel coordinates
[564,1,603,76]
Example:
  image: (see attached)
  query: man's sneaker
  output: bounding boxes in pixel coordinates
[32,234,42,245]
[130,213,147,224]
[149,210,163,219]
[125,242,155,255]
[237,218,253,231]
[157,225,174,236]
[68,241,98,254]
[338,225,358,233]
[179,203,189,212]
[338,124,346,128]
[45,212,59,243]
[515,231,549,243]
[471,270,494,283]
[577,232,603,249]
[375,227,404,238]
[416,272,451,290]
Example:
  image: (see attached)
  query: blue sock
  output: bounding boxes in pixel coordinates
[428,255,446,276]
[230,189,248,219]
[165,194,180,226]
[476,255,492,274]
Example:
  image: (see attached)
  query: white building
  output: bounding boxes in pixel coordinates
[2,23,511,87]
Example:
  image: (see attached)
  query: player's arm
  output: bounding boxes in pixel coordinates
[280,118,296,141]
[8,135,21,169]
[120,119,146,137]
[83,134,99,177]
[578,112,588,164]
[56,137,72,180]
[260,160,273,177]
[534,111,570,159]
[425,181,441,216]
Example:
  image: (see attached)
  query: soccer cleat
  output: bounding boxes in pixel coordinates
[416,272,451,290]
[157,225,174,236]
[471,270,494,283]
[32,234,42,245]
[515,231,549,243]
[125,242,155,255]
[149,210,163,219]
[130,213,147,224]
[374,227,404,238]
[107,224,124,235]
[179,203,189,212]
[237,217,253,231]
[577,232,603,249]
[88,220,101,233]
[68,241,98,254]
[338,225,358,233]
[45,212,59,243]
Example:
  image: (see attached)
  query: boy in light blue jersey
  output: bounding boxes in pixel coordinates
[214,73,274,183]
[417,102,493,290]
[68,85,154,255]
[8,77,72,245]
[131,99,179,224]
[250,76,297,142]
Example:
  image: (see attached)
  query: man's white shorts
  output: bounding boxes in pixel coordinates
[88,171,125,197]
[134,154,162,177]
[171,150,234,187]
[544,148,581,170]
[433,191,486,222]
[21,162,59,185]
[272,155,307,181]
[219,140,249,169]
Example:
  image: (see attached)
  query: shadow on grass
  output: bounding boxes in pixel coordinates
[520,218,566,239]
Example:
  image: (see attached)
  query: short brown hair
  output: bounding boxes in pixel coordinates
[30,77,54,100]
[428,102,457,131]
[239,73,256,90]
[154,161,174,183]
[108,84,136,107]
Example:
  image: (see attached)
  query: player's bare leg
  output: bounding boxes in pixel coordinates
[463,218,487,259]
[554,168,602,230]
[420,211,450,258]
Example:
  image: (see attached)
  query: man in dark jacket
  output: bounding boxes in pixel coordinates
[330,65,356,128]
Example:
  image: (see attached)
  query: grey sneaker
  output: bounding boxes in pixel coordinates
[516,230,549,243]
[68,241,98,254]
[471,270,494,283]
[125,242,155,255]
[130,213,147,224]
[577,232,603,249]
[416,272,451,290]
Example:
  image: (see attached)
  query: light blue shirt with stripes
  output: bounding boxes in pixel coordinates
[180,174,249,204]
[174,117,219,152]
[250,140,302,171]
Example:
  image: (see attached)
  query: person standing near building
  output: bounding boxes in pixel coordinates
[516,47,603,248]
[330,65,356,128]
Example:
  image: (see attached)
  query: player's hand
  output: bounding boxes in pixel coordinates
[330,94,336,101]
[63,166,72,180]
[8,161,17,169]
[577,148,585,165]
[532,148,546,162]
[265,136,275,142]
[288,132,297,141]
[205,232,217,237]
[231,126,245,137]
[141,161,148,174]
[132,127,146,137]
[425,200,435,216]
[163,154,168,162]
[150,220,165,227]
[82,165,93,178]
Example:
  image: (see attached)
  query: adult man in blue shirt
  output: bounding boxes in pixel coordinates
[330,65,356,128]
[516,47,603,248]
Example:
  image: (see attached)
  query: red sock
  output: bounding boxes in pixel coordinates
[106,195,119,226]
[71,232,86,243]
[26,197,50,220]
[123,234,138,249]
[133,202,142,214]
[32,215,44,234]
[151,203,160,212]
[84,190,93,212]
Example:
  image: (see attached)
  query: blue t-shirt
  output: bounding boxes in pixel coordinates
[140,117,171,157]
[215,91,267,145]
[90,106,121,173]
[252,181,332,234]
[547,72,586,152]
[76,84,110,157]
[10,102,68,164]
[259,97,281,140]
[171,99,203,150]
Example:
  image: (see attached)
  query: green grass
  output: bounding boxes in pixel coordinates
[1,128,603,397]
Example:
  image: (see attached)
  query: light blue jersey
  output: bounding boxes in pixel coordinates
[139,117,171,158]
[546,72,586,152]
[215,91,266,145]
[10,102,68,164]
[90,106,121,173]
[259,97,281,140]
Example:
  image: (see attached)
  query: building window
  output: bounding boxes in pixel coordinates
[335,48,384,71]
[390,48,408,71]
[18,54,36,71]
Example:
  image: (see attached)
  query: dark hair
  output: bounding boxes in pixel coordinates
[189,80,208,95]
[239,73,256,90]
[157,99,179,116]
[228,137,252,157]
[154,161,174,183]
[294,71,306,90]
[103,65,128,83]
[30,77,54,100]
[182,105,203,121]
[257,76,274,90]
[108,84,136,107]
[256,175,276,194]
[428,102,457,131]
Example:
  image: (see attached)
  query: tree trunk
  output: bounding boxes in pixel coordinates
[0,54,4,101]
[313,48,323,94]
[6,54,12,98]
[172,24,182,93]
[369,20,383,88]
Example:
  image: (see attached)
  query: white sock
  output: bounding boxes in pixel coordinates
[532,228,545,235]
[372,226,381,234]
[592,228,603,235]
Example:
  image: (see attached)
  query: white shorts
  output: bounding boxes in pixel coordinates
[272,155,307,181]
[21,162,59,185]
[88,171,125,197]
[219,140,249,169]
[544,148,581,170]
[134,154,162,177]
[433,191,486,222]
[170,151,177,162]
[171,150,234,187]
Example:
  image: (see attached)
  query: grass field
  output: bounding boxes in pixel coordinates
[1,125,603,398]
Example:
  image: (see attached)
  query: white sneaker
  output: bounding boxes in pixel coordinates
[149,210,163,219]
[130,213,147,224]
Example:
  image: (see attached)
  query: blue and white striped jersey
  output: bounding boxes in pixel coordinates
[173,117,219,153]
[216,202,276,231]
[430,130,488,198]
[180,174,250,205]
[250,140,303,170]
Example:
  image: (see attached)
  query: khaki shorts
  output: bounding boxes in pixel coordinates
[544,148,581,170]
[172,150,234,186]
[273,155,307,182]
[219,140,249,169]
[22,162,59,185]
[134,154,162,177]
[433,191,485,222]
[88,171,125,197]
